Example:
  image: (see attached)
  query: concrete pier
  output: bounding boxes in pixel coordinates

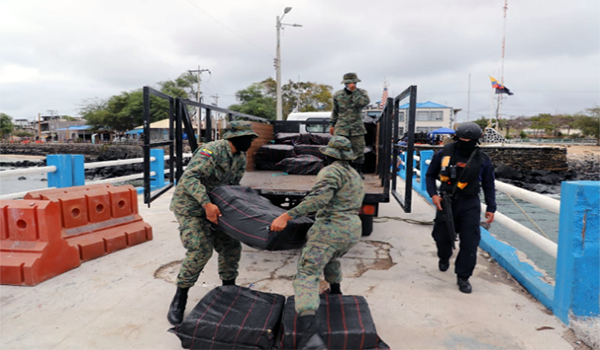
[0,188,584,349]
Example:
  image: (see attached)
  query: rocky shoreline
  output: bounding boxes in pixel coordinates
[2,147,598,194]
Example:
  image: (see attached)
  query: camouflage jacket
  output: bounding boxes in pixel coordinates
[170,139,246,217]
[330,88,370,137]
[287,161,365,222]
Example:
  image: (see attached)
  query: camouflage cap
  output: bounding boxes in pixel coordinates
[320,135,357,161]
[341,72,361,84]
[222,120,258,140]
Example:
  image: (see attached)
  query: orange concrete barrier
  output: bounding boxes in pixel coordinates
[0,200,81,286]
[24,184,153,262]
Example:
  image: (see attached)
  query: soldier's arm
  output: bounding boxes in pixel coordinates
[287,168,339,218]
[480,156,497,213]
[352,88,370,108]
[330,96,339,128]
[179,153,214,207]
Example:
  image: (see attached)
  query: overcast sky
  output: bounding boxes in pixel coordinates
[1,0,598,123]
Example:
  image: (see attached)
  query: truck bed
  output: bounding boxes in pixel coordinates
[240,170,387,202]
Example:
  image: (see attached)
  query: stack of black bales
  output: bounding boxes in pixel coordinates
[209,186,313,251]
[170,286,285,349]
[254,133,332,175]
[280,294,390,350]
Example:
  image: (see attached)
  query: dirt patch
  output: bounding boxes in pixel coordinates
[154,260,183,284]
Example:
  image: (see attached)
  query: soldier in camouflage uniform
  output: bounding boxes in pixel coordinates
[271,136,365,350]
[329,72,370,178]
[167,120,258,326]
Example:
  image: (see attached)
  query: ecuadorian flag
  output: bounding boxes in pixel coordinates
[199,148,213,157]
[489,76,514,96]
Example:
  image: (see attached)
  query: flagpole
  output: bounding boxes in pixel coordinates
[497,0,508,130]
[467,73,471,121]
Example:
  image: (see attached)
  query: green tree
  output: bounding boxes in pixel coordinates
[552,114,575,136]
[80,72,195,131]
[0,113,14,139]
[472,117,489,130]
[574,106,600,144]
[529,113,554,137]
[261,77,333,118]
[228,82,276,120]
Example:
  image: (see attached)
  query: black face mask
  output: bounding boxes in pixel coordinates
[456,139,477,157]
[230,135,255,153]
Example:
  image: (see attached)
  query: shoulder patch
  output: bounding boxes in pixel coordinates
[199,148,213,157]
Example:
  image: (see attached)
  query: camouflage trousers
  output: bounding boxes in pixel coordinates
[345,135,365,164]
[174,214,242,288]
[293,239,358,314]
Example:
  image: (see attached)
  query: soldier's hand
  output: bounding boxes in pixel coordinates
[270,213,291,232]
[329,126,334,135]
[432,195,443,211]
[485,212,495,224]
[204,202,222,224]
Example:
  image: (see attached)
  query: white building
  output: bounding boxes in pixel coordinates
[364,101,460,137]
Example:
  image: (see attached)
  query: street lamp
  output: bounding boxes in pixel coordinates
[276,7,302,121]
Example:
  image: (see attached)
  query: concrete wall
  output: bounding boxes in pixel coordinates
[415,145,567,171]
[0,143,143,161]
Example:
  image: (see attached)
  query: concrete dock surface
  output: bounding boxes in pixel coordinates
[0,187,587,350]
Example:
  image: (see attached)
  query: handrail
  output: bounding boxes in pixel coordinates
[84,158,150,169]
[494,181,560,214]
[87,172,154,185]
[0,166,57,179]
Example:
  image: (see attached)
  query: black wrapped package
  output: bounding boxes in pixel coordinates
[276,155,324,175]
[170,286,285,349]
[255,144,295,163]
[308,133,331,146]
[293,145,326,160]
[280,294,390,350]
[209,186,313,250]
[274,133,300,145]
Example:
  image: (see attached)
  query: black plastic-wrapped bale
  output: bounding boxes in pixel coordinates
[255,144,295,163]
[170,286,285,349]
[308,133,332,146]
[274,133,300,145]
[293,145,326,160]
[276,155,324,175]
[209,186,313,250]
[280,294,390,350]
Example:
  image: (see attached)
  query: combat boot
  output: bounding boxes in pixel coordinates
[298,314,327,350]
[329,283,342,295]
[222,279,236,286]
[167,287,189,325]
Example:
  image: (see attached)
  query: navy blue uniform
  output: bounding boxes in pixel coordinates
[425,147,496,279]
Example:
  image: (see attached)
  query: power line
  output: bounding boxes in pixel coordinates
[181,0,273,59]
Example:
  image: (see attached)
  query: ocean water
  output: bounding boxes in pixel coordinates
[486,192,559,278]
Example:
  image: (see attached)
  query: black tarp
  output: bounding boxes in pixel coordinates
[170,286,285,349]
[280,294,390,350]
[209,186,313,250]
[276,155,324,175]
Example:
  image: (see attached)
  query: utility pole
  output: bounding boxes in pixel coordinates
[188,65,210,142]
[37,113,41,141]
[210,94,219,106]
[47,110,58,142]
[276,7,302,120]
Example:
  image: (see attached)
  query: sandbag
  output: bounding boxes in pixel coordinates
[255,144,295,163]
[209,186,313,250]
[293,144,326,160]
[280,294,390,350]
[276,155,324,175]
[170,286,285,349]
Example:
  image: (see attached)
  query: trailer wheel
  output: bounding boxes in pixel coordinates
[360,215,373,236]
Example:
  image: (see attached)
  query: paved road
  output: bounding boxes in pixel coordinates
[0,187,577,349]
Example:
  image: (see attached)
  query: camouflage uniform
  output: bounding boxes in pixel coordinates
[330,73,370,165]
[170,121,257,288]
[286,136,366,314]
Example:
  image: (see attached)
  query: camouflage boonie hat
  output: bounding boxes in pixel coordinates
[341,72,361,84]
[320,135,356,161]
[222,120,258,140]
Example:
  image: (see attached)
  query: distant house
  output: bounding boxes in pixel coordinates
[364,101,460,137]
